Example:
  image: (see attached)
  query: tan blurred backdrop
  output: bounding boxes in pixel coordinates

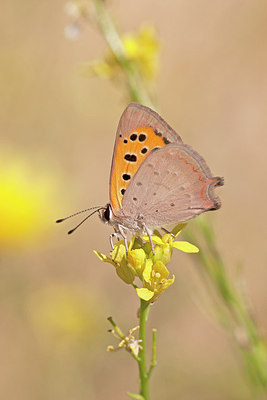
[1,1,267,399]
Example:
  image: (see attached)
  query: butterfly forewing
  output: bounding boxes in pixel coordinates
[109,103,183,214]
[122,145,222,229]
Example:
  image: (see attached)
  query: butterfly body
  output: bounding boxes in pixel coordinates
[99,203,148,237]
[99,103,223,251]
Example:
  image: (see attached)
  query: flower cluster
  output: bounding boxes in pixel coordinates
[107,325,142,358]
[84,25,159,82]
[94,228,199,303]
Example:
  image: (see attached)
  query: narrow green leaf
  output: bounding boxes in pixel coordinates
[127,392,145,400]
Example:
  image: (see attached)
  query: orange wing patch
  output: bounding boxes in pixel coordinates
[110,126,169,213]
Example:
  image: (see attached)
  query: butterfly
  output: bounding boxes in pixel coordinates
[57,103,223,253]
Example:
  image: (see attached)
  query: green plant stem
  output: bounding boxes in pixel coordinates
[138,300,150,400]
[107,316,125,339]
[93,0,155,108]
[147,329,157,378]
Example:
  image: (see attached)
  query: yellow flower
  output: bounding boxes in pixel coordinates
[94,242,135,284]
[137,260,175,303]
[143,231,199,256]
[94,228,199,303]
[84,25,159,81]
[128,248,146,278]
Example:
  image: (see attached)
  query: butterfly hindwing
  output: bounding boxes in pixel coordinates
[121,144,223,228]
[109,103,183,214]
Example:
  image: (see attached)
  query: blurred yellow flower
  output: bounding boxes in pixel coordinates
[84,25,159,81]
[0,152,58,249]
[27,284,100,347]
[123,25,159,80]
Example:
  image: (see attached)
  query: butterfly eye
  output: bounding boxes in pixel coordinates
[104,206,111,221]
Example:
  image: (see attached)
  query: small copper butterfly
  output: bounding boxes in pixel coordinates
[57,103,223,253]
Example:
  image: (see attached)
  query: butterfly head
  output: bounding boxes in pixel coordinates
[98,203,113,224]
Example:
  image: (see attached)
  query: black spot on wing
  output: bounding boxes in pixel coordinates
[124,153,137,162]
[141,147,148,154]
[163,137,170,145]
[122,173,131,181]
[154,129,162,137]
[130,133,137,141]
[138,133,147,142]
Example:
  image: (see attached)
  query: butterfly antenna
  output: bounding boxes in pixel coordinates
[67,208,105,235]
[56,206,103,223]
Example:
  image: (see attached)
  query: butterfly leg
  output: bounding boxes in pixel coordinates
[109,232,121,250]
[118,225,129,255]
[143,224,155,255]
[161,227,175,238]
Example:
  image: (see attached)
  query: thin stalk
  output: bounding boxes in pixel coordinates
[138,299,150,400]
[147,329,157,379]
[107,316,125,339]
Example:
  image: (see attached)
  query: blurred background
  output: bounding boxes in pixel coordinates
[1,0,267,399]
